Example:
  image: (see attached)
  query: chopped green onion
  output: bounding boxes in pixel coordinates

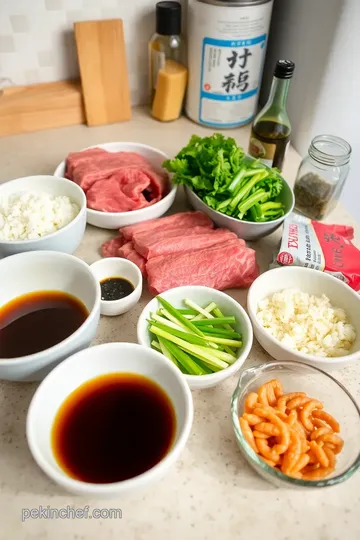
[149,325,229,369]
[177,309,198,315]
[157,296,205,337]
[159,306,219,349]
[185,349,230,371]
[157,336,179,367]
[188,354,222,373]
[192,317,236,326]
[150,313,184,332]
[151,340,161,351]
[149,321,212,347]
[161,339,206,375]
[202,327,241,338]
[160,307,193,332]
[191,302,217,321]
[147,297,243,376]
[212,307,234,330]
[223,345,237,358]
[184,299,216,319]
[203,335,242,346]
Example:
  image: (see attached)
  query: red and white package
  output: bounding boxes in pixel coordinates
[274,213,360,292]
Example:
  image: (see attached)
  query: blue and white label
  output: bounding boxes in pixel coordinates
[199,35,267,127]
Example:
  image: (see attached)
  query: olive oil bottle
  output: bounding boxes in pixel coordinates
[248,60,295,171]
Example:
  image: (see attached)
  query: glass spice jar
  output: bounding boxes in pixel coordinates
[294,134,351,220]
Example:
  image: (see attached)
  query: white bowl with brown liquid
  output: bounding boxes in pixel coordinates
[26,343,193,497]
[0,251,101,381]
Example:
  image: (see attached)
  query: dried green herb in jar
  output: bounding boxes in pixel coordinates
[293,135,351,221]
[294,172,335,220]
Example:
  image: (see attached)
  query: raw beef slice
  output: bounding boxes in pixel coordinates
[118,242,147,276]
[66,149,164,193]
[134,227,239,259]
[146,240,259,294]
[65,148,107,178]
[121,212,213,241]
[86,167,166,213]
[118,167,165,204]
[101,235,126,257]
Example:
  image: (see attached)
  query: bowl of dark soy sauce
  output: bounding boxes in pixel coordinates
[26,342,193,497]
[90,258,142,316]
[0,251,101,382]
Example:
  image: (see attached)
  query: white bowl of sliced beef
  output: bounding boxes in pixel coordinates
[54,142,177,230]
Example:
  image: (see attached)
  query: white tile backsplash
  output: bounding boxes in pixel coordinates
[0,0,186,105]
[10,15,30,33]
[0,35,15,53]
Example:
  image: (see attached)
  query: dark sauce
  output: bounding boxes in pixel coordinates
[251,120,291,171]
[100,277,134,301]
[51,373,176,484]
[0,291,88,358]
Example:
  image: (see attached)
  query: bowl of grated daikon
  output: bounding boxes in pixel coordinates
[247,267,360,371]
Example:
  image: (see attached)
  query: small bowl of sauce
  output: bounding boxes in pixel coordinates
[90,257,142,316]
[100,277,134,302]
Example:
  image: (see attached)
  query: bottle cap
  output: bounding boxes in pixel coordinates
[156,1,182,36]
[274,60,295,79]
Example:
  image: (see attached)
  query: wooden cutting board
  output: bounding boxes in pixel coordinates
[74,19,131,126]
[0,80,85,136]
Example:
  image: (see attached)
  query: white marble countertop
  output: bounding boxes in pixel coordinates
[0,108,359,540]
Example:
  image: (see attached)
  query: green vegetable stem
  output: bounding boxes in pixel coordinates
[147,297,243,376]
[163,133,286,223]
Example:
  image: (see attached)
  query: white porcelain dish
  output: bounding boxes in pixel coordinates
[26,342,194,498]
[0,175,86,258]
[0,251,101,382]
[90,257,142,316]
[137,285,253,389]
[54,142,177,230]
[185,177,294,241]
[247,266,360,371]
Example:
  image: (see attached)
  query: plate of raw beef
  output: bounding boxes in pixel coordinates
[101,211,259,293]
[54,142,177,229]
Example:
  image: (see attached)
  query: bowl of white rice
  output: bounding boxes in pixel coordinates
[247,266,360,371]
[0,175,86,258]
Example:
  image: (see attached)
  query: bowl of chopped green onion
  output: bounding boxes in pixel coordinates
[137,286,253,389]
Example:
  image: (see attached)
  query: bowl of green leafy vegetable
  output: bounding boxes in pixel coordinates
[163,134,295,241]
[137,286,253,389]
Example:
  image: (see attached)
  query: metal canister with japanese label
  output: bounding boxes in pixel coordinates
[186,0,274,128]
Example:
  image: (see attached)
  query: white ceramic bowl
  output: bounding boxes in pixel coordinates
[26,342,193,497]
[90,257,142,316]
[54,142,177,230]
[137,286,253,389]
[247,266,360,371]
[0,175,87,258]
[185,177,294,241]
[0,251,101,382]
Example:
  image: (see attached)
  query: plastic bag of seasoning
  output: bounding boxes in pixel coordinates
[272,213,360,292]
